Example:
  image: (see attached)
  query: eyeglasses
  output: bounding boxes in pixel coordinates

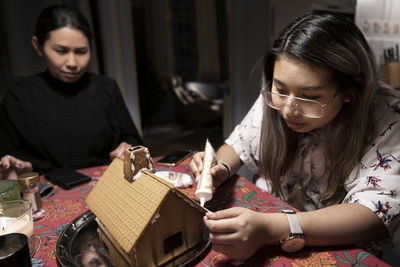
[262,90,336,118]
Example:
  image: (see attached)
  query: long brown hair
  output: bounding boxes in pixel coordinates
[259,13,381,206]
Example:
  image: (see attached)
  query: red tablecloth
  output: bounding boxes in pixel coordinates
[32,157,390,266]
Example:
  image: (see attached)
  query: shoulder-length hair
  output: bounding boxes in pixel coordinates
[259,13,380,206]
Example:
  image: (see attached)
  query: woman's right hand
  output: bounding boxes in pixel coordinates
[0,155,33,180]
[189,152,230,187]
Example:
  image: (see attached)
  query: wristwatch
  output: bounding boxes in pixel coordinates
[279,209,305,253]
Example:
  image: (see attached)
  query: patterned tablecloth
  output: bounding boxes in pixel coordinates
[31,157,390,267]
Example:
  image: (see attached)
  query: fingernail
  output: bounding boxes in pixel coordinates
[206,212,216,217]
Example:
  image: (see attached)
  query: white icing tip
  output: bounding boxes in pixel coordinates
[200,197,205,207]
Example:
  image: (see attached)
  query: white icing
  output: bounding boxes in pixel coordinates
[151,210,160,224]
[144,148,154,171]
[195,139,215,206]
[154,171,193,188]
[132,247,138,266]
[173,188,210,213]
[133,168,151,181]
[130,152,136,175]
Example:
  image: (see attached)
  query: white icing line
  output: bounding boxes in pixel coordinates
[151,210,160,224]
[172,188,210,213]
[130,152,136,175]
[133,168,151,181]
[144,148,154,171]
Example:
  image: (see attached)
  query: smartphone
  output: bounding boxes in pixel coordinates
[45,168,91,189]
[157,150,192,166]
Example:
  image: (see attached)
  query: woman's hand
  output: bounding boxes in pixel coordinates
[204,204,390,260]
[189,152,230,187]
[204,207,284,260]
[109,142,131,160]
[0,155,33,180]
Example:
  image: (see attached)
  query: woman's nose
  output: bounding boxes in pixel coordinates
[66,53,77,68]
[282,96,299,116]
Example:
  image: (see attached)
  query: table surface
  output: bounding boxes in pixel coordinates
[31,157,390,267]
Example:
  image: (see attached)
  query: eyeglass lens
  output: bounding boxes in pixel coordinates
[264,92,323,118]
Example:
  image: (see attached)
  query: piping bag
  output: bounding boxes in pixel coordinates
[195,139,216,207]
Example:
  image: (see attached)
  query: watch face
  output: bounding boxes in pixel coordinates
[281,237,305,253]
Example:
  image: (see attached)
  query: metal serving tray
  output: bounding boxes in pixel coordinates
[56,210,211,267]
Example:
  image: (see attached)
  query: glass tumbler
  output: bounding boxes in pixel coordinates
[0,200,34,257]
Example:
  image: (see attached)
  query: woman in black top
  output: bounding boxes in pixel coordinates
[0,5,142,178]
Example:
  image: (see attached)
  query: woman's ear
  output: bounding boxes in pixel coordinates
[31,36,43,56]
[342,90,354,103]
[343,95,352,103]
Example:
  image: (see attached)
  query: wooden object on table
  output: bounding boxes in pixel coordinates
[379,62,400,89]
[86,156,208,267]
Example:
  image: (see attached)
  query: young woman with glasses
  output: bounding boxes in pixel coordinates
[191,13,400,260]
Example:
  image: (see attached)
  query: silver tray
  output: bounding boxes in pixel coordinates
[56,210,211,267]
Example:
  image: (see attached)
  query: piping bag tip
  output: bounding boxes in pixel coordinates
[199,197,212,213]
[200,197,206,207]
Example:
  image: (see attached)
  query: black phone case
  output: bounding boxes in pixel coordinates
[157,150,192,166]
[45,168,91,189]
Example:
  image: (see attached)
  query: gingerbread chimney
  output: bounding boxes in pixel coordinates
[123,146,154,182]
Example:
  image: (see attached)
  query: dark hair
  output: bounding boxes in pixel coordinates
[34,5,92,48]
[259,13,380,206]
[264,13,375,94]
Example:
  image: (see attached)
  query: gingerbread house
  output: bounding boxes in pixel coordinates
[85,146,208,266]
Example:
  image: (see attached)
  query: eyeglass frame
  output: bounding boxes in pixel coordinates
[261,89,340,119]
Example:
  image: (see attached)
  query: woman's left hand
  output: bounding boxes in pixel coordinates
[0,155,33,180]
[109,142,132,160]
[204,207,281,260]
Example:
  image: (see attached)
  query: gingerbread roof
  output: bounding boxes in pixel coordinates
[85,157,206,254]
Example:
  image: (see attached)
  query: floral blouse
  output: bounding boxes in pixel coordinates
[226,89,400,240]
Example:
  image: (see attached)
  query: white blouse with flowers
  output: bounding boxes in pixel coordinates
[225,89,400,240]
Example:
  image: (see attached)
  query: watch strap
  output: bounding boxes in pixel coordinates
[279,209,305,252]
[284,212,303,235]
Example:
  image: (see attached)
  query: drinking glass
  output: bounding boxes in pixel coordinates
[0,200,34,256]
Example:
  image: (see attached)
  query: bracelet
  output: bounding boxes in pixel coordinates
[218,160,231,181]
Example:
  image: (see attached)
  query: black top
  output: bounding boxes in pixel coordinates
[0,71,142,172]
